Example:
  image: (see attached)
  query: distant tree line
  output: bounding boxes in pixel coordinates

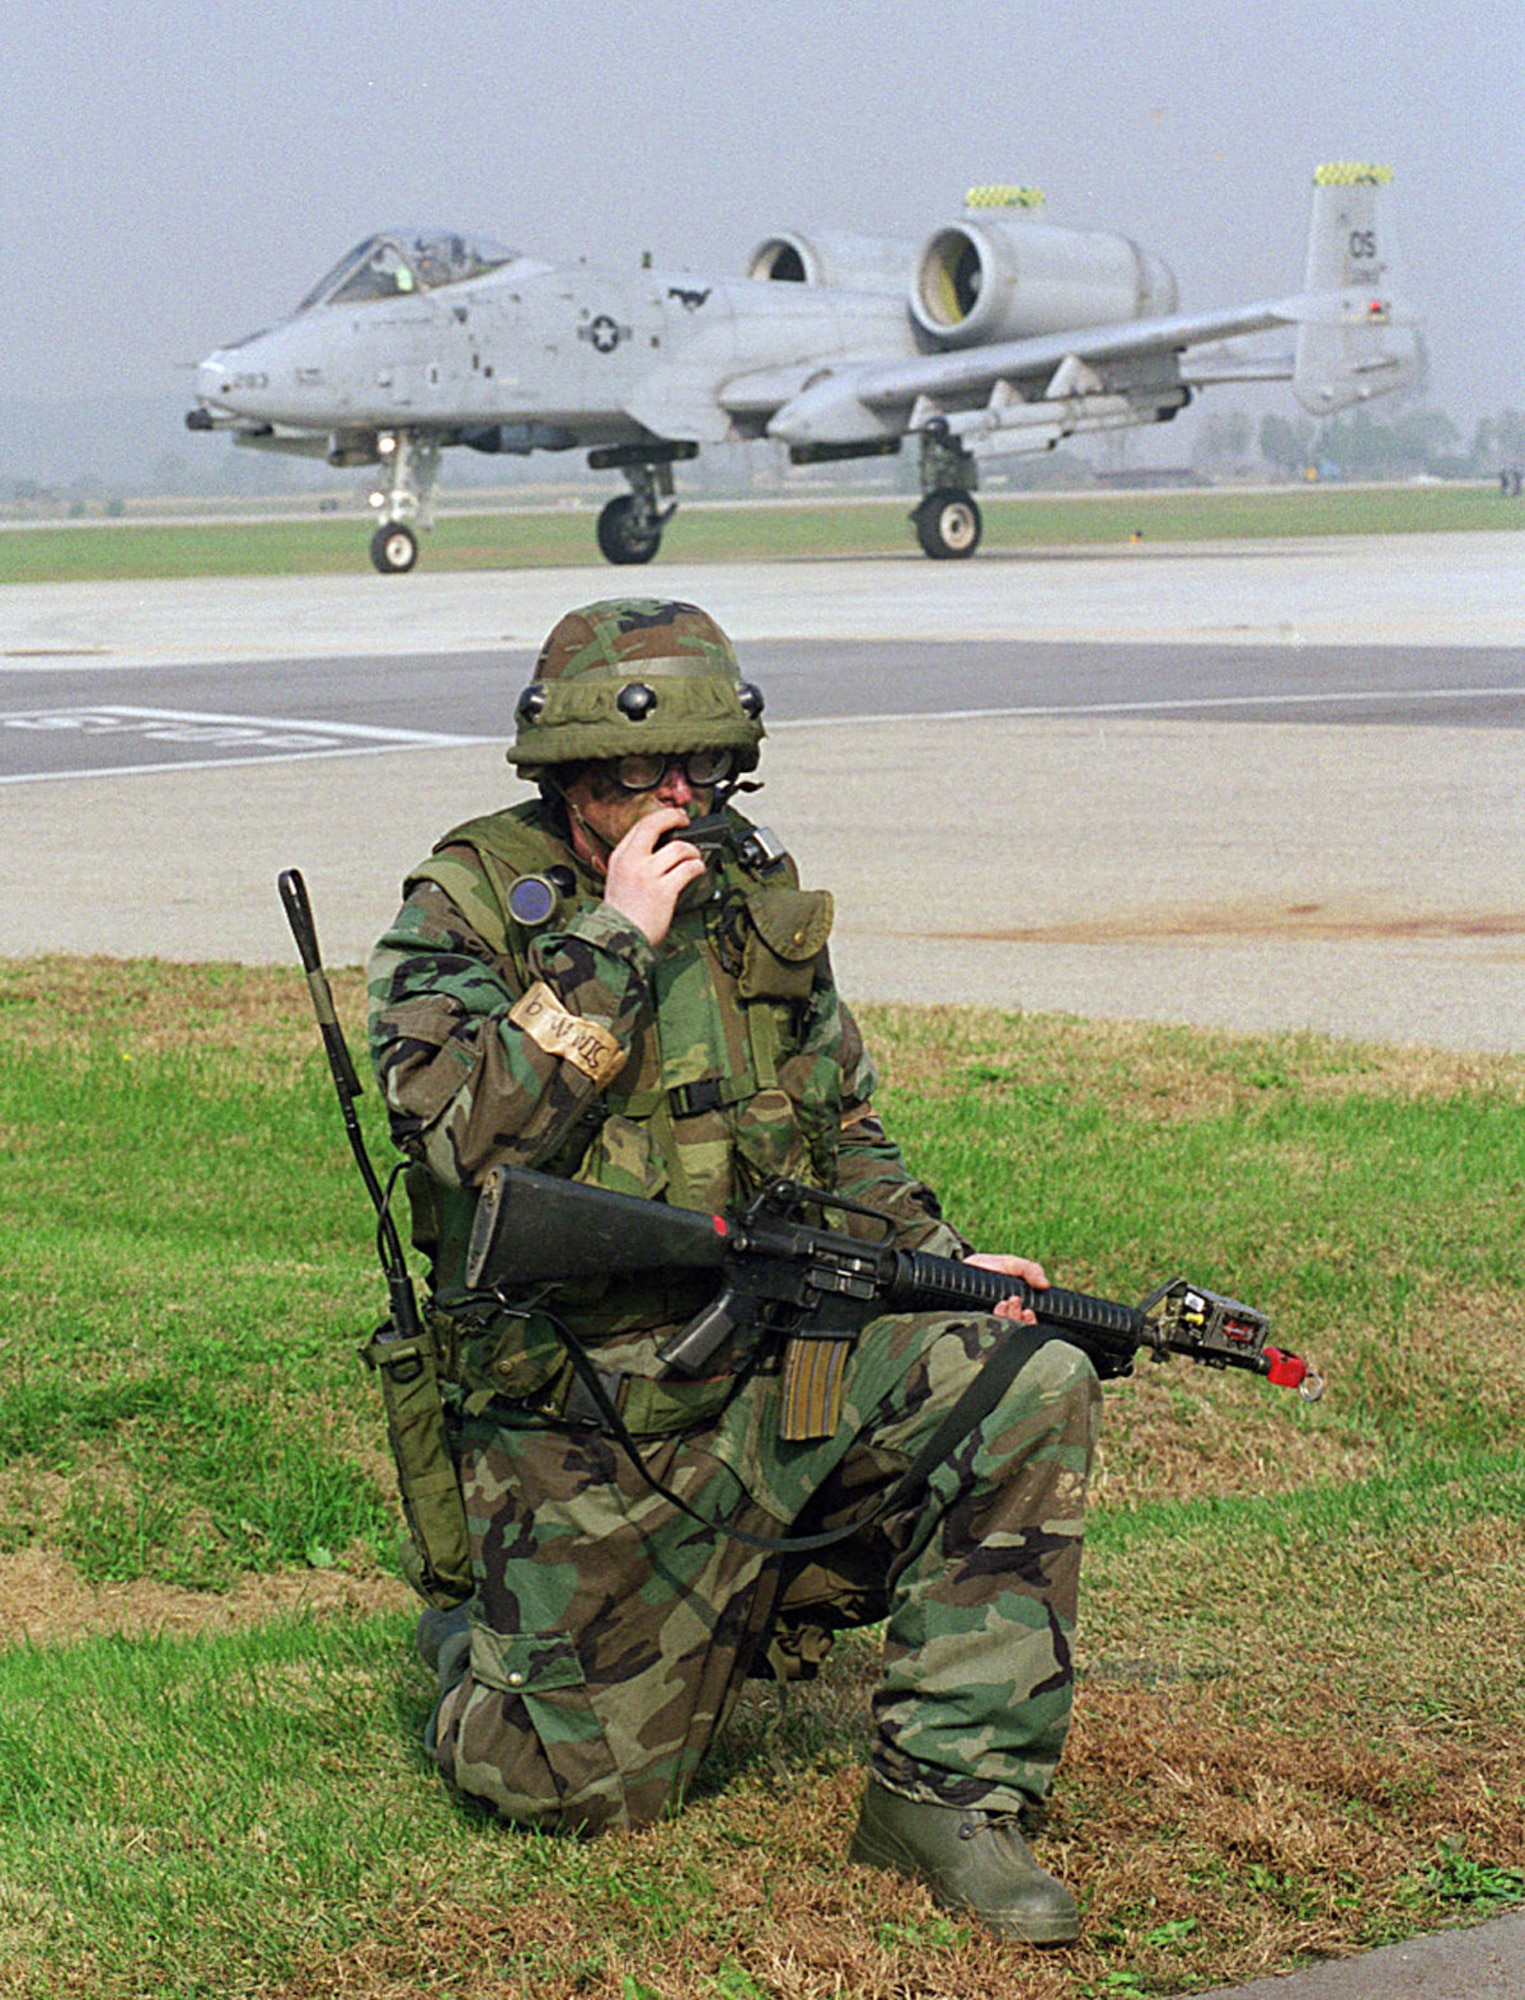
[1195,405,1525,484]
[6,403,1525,511]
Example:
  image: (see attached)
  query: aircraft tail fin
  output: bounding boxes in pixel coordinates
[1293,163,1419,415]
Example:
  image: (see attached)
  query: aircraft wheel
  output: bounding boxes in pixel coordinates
[370,523,419,574]
[912,488,982,560]
[597,495,662,565]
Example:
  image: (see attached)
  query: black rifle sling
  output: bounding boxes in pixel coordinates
[549,1314,1053,1558]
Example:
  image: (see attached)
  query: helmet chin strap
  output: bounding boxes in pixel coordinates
[557,783,615,874]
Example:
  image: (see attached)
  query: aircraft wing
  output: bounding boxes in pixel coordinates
[757,290,1411,452]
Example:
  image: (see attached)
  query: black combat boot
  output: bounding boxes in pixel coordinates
[848,1778,1079,1944]
[414,1600,473,1675]
[415,1601,474,1754]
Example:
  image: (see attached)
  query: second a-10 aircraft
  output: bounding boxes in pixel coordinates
[186,164,1416,573]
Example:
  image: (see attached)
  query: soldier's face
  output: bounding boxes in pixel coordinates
[563,758,713,855]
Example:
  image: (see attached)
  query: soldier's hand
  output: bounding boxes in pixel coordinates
[966,1251,1050,1324]
[603,805,707,946]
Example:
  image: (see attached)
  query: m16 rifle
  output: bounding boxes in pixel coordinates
[464,1166,1323,1400]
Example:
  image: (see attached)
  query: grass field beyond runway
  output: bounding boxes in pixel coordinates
[2,959,1524,1998]
[0,483,1518,584]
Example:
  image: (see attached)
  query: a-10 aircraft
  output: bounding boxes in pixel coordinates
[186,164,1416,573]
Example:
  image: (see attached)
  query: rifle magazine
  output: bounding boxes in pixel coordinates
[778,1335,852,1441]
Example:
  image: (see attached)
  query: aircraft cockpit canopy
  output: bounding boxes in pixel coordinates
[298,231,517,311]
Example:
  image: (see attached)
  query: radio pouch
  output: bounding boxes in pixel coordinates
[361,1318,474,1609]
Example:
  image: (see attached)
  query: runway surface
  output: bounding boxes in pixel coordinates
[2,531,1522,1054]
[2,637,1524,784]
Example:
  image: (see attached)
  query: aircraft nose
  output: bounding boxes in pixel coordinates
[196,351,233,409]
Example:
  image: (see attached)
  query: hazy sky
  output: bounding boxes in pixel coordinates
[3,0,1519,424]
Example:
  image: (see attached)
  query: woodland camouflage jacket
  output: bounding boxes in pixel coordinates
[368,798,967,1375]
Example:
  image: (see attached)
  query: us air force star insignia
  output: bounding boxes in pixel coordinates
[588,314,621,353]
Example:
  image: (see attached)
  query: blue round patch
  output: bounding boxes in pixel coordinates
[507,875,560,927]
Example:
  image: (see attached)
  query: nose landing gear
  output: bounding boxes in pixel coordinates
[366,429,441,574]
[596,492,665,565]
[370,523,419,574]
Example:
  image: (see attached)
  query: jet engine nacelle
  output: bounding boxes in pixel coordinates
[747,229,914,297]
[910,216,1178,348]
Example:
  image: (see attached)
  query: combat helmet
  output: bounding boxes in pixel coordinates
[508,598,765,776]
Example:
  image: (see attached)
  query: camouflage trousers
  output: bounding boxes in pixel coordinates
[431,1311,1100,1834]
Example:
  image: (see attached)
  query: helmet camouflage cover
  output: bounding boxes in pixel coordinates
[508,598,765,773]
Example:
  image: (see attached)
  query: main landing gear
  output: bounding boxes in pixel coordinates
[912,487,983,559]
[589,443,697,565]
[596,493,664,565]
[910,421,982,560]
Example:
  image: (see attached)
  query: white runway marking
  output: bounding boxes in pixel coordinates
[770,683,1525,729]
[0,704,491,784]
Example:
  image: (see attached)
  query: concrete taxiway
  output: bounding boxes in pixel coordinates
[1187,1911,1525,2000]
[2,532,1522,1054]
[3,528,1522,664]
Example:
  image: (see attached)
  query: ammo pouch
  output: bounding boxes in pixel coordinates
[554,1362,741,1438]
[361,1318,473,1609]
[457,1303,743,1440]
[738,885,833,1002]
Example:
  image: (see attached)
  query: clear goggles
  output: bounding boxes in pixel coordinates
[608,747,735,792]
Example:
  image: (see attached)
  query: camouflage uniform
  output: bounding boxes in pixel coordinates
[368,599,1099,1835]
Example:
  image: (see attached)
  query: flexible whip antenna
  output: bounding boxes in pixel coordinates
[277,867,419,1336]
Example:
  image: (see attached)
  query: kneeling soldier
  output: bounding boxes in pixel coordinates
[368,597,1099,1944]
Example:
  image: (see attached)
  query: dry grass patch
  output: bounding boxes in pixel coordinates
[0,1544,408,1647]
[1054,1684,1525,1985]
[1334,1286,1525,1441]
[1088,1364,1379,1510]
[918,903,1525,946]
[860,1002,1525,1120]
[0,954,368,1064]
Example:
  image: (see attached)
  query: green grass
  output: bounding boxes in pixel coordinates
[2,961,1524,1998]
[0,481,1516,583]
